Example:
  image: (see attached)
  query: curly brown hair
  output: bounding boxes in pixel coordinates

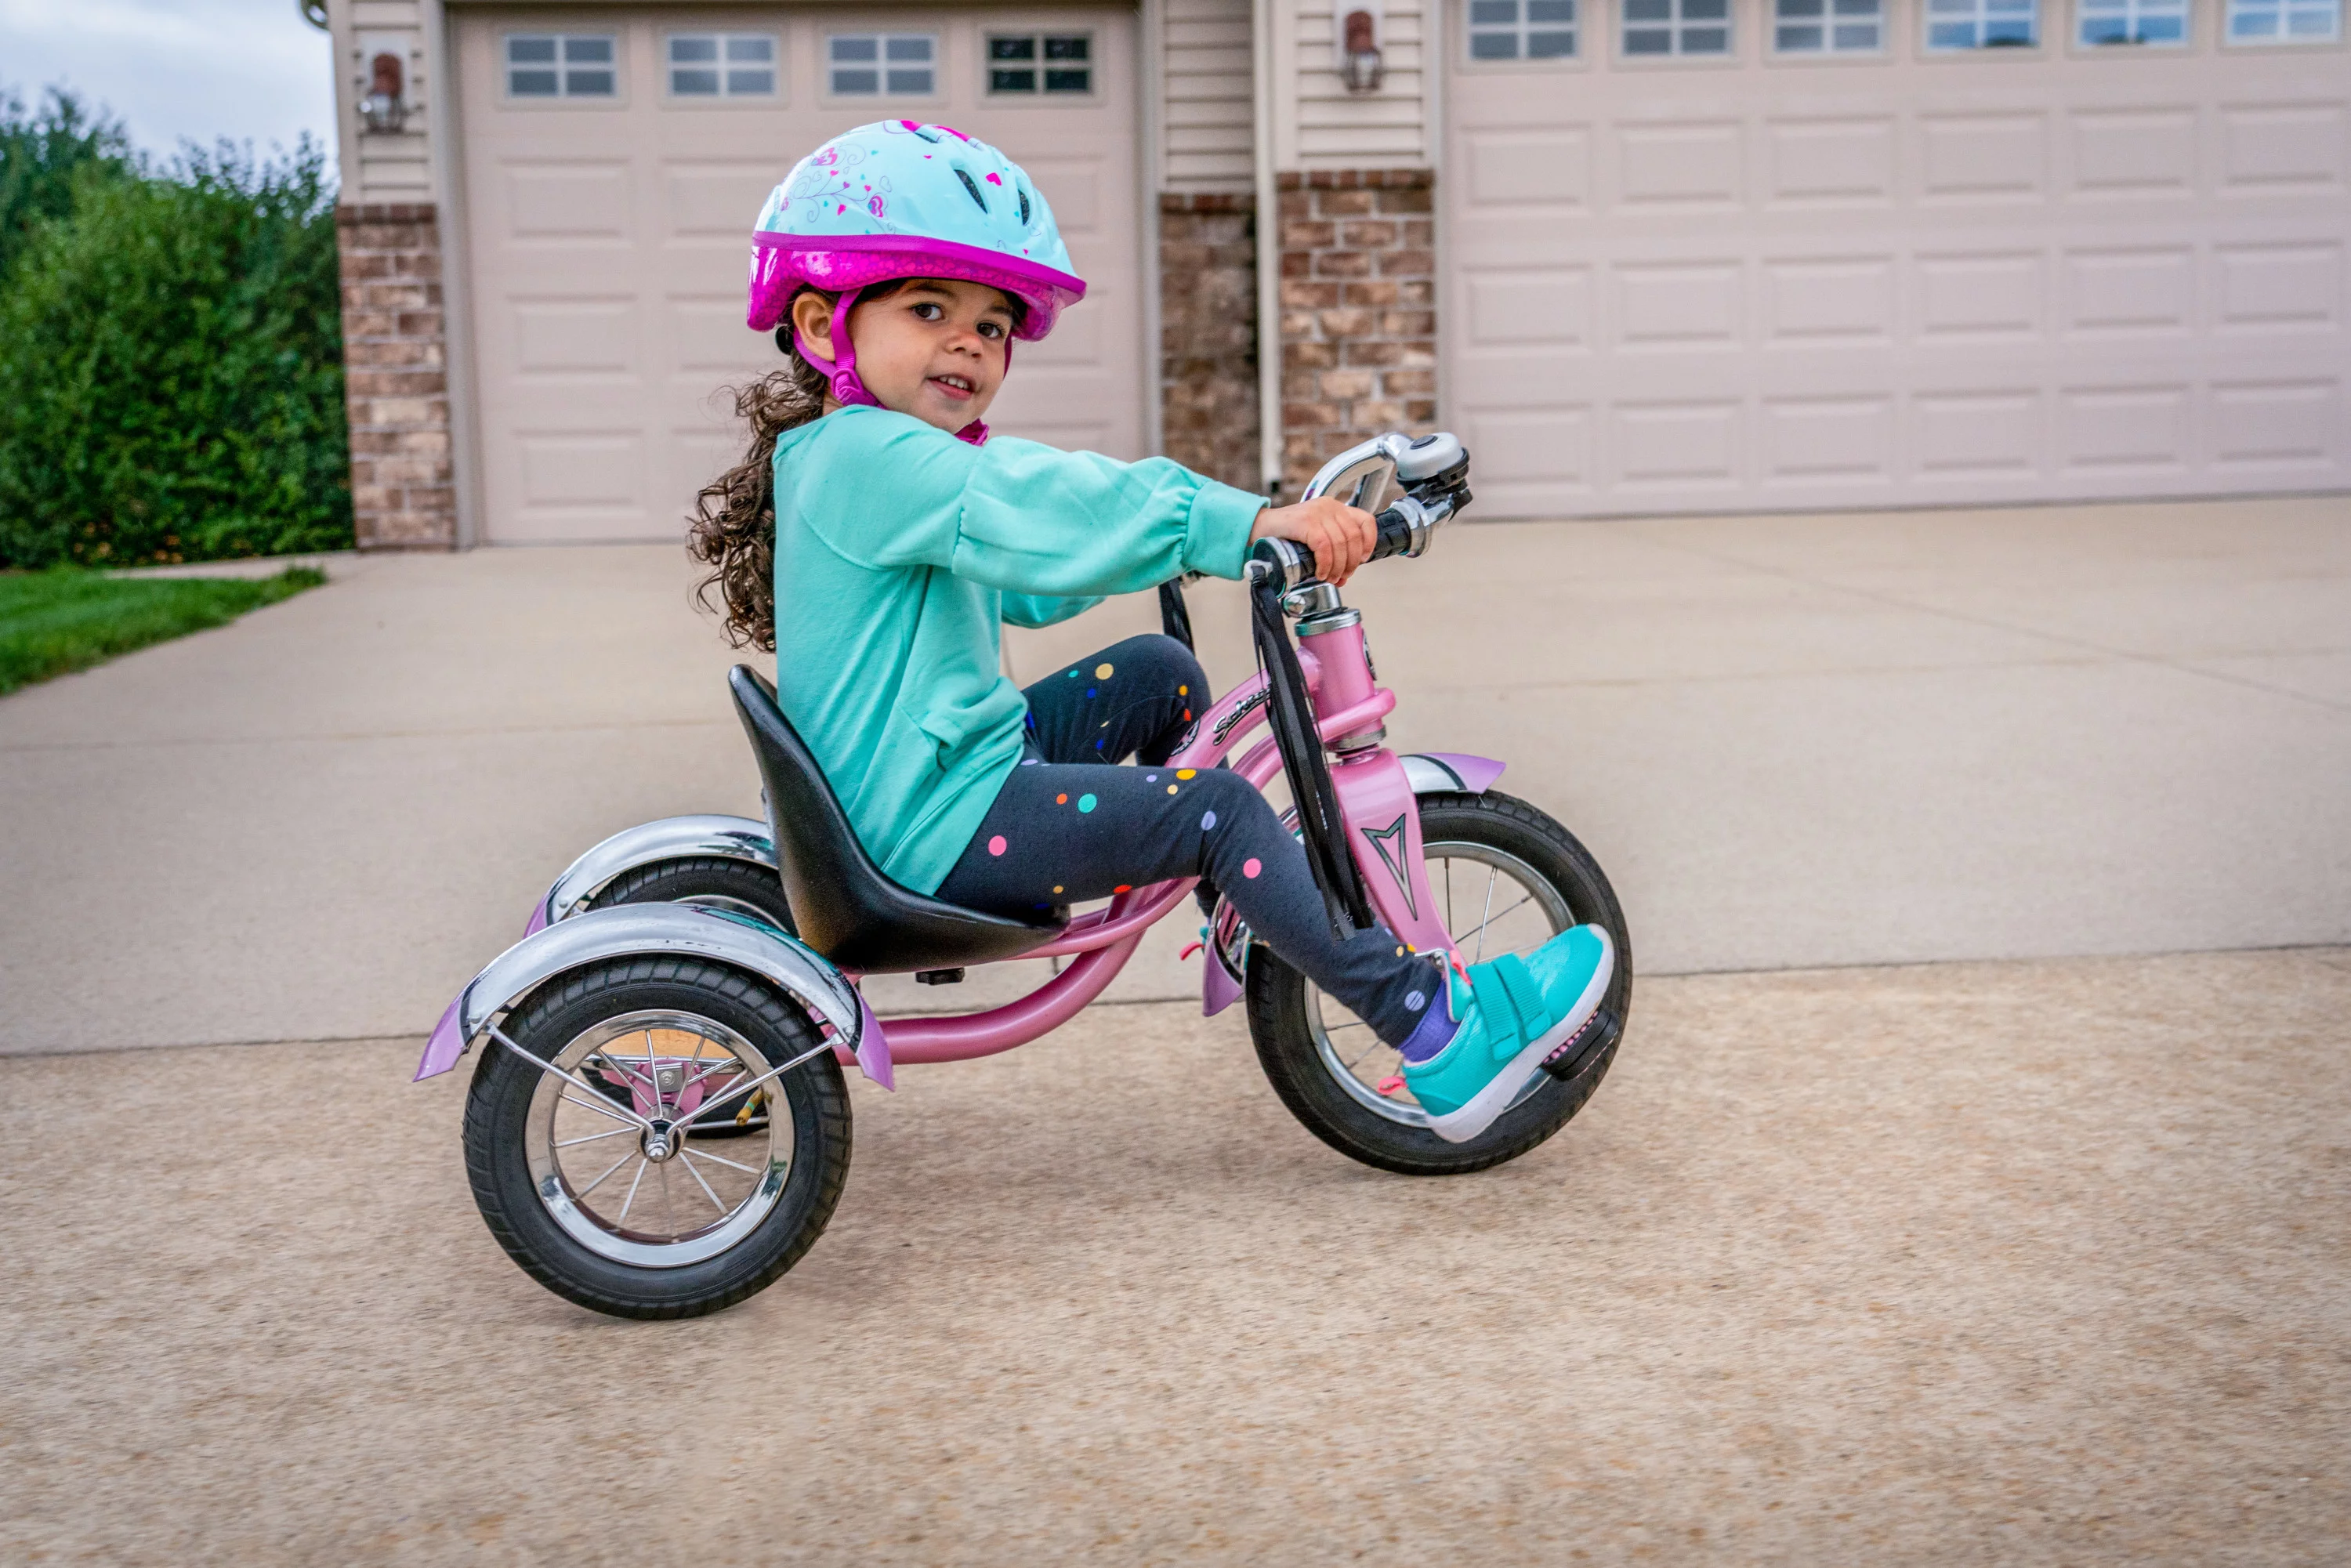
[685,347,828,652]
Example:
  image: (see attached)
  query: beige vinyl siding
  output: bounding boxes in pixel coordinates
[1289,0,1433,168]
[337,0,434,201]
[1165,0,1255,190]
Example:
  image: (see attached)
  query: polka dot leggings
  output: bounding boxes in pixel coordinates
[936,633,1440,1046]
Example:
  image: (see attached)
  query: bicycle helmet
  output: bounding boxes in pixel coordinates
[748,121,1086,438]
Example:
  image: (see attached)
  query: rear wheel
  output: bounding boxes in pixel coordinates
[583,856,795,1135]
[462,956,851,1320]
[1245,790,1632,1175]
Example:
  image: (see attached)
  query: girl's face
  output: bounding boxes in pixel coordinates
[793,279,1018,433]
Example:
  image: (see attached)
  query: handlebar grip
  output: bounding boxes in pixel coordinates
[1370,505,1415,562]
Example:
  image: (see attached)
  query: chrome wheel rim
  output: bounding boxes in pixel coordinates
[1305,841,1571,1128]
[524,1009,793,1267]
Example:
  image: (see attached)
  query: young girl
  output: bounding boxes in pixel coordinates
[688,121,1611,1145]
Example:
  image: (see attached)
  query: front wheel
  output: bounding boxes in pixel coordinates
[1245,790,1632,1175]
[462,956,851,1319]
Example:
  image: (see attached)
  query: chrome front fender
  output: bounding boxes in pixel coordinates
[1400,753,1505,795]
[527,814,776,934]
[416,904,888,1089]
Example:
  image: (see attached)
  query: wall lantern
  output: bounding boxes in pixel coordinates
[1339,8,1385,93]
[360,51,408,135]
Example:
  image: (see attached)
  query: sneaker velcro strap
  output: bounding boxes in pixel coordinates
[1463,962,1527,1048]
[1490,954,1555,1040]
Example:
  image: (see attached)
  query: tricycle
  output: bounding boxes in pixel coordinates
[416,431,1632,1319]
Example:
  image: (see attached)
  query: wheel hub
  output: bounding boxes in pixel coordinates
[641,1121,679,1161]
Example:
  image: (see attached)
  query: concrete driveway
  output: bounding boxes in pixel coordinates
[2,494,2347,1562]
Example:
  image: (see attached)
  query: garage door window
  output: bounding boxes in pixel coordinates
[989,34,1094,92]
[1469,0,1580,58]
[1774,0,1886,50]
[668,34,779,97]
[1624,0,1733,53]
[830,34,937,96]
[1925,0,2041,47]
[505,35,618,98]
[2225,0,2342,38]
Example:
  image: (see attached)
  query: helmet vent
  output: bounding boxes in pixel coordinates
[1017,185,1032,226]
[952,167,989,213]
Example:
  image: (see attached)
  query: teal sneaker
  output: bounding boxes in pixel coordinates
[1400,925,1615,1144]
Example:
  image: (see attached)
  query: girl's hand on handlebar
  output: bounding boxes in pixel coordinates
[1250,498,1378,585]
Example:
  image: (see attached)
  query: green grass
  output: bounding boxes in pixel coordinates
[0,565,326,696]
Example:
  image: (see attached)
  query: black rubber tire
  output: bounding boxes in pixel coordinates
[1245,790,1632,1176]
[586,855,797,936]
[462,956,851,1320]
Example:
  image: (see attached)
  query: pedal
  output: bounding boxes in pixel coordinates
[1541,1004,1622,1082]
[915,968,965,986]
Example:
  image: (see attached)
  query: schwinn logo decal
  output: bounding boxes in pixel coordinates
[1208,686,1269,748]
[1360,813,1416,919]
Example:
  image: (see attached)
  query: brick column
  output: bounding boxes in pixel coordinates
[335,202,457,551]
[1275,170,1436,496]
[1158,193,1263,494]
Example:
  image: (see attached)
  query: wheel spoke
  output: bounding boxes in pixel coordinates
[618,1155,650,1222]
[679,1151,729,1215]
[1473,866,1498,962]
[1344,1039,1394,1072]
[682,1145,760,1176]
[642,1030,665,1117]
[560,1092,641,1130]
[576,1148,636,1200]
[1458,893,1534,957]
[556,1123,638,1150]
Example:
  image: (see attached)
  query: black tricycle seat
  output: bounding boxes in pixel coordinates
[728,665,1065,974]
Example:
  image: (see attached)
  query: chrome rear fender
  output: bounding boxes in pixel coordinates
[416,904,887,1088]
[527,814,776,934]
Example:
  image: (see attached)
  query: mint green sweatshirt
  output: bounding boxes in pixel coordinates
[770,405,1266,895]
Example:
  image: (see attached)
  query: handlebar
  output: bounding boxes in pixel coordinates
[1258,429,1472,590]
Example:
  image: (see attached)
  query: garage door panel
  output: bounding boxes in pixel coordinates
[510,298,638,377]
[1911,391,2045,480]
[1758,397,1895,486]
[1461,266,1594,346]
[1614,121,1744,210]
[1764,118,1897,207]
[2210,380,2343,470]
[1613,262,1742,349]
[2056,386,2193,476]
[2220,105,2346,194]
[1913,252,2045,341]
[1762,258,1896,345]
[1917,114,2048,204]
[460,9,1143,544]
[2069,110,2198,200]
[2060,248,2197,339]
[503,163,635,240]
[662,165,777,240]
[2213,242,2342,331]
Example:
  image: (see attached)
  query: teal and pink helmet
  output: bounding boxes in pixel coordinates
[748,121,1086,433]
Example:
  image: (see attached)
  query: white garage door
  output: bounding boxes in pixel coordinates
[1443,0,2351,516]
[455,8,1144,544]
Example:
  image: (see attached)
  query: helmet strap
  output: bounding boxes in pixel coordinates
[794,288,877,408]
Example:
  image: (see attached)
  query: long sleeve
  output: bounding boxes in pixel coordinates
[789,407,1264,595]
[1000,592,1103,628]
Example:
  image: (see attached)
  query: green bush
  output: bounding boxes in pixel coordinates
[0,134,353,568]
[0,88,132,286]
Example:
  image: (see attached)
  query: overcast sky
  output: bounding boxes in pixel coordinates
[3,0,338,161]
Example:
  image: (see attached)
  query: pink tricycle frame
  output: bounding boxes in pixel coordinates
[860,612,1497,1069]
